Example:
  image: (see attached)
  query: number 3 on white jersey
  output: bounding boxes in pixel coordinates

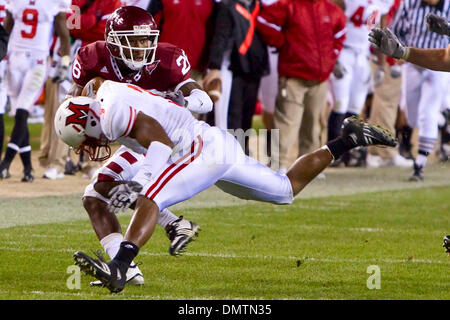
[176,50,191,76]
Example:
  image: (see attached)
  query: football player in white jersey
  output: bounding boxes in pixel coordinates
[0,0,71,181]
[328,0,393,163]
[54,80,397,293]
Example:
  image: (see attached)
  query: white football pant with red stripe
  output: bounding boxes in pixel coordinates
[141,125,294,211]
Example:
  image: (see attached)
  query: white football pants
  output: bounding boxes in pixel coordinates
[330,47,371,115]
[6,50,47,112]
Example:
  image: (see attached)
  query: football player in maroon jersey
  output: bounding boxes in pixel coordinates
[65,6,212,286]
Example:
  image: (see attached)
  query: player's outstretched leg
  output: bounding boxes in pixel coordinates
[166,215,201,256]
[287,116,397,195]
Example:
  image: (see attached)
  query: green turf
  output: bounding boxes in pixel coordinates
[0,186,449,300]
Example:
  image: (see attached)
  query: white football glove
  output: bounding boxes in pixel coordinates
[107,181,143,214]
[52,55,71,84]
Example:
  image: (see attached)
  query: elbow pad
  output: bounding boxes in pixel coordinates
[185,89,213,114]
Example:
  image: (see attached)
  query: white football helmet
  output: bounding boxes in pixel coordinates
[54,96,111,161]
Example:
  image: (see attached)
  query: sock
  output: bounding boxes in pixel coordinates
[2,109,29,168]
[327,111,346,142]
[19,145,32,174]
[100,232,124,260]
[114,241,139,268]
[416,151,428,168]
[159,208,178,229]
[326,136,358,160]
[2,143,19,169]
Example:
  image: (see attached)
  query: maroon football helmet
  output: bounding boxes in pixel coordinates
[105,6,160,71]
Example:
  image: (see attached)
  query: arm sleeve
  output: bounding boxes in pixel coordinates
[71,47,96,87]
[256,1,287,48]
[332,8,347,57]
[165,46,192,89]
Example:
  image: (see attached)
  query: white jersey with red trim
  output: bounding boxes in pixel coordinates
[97,81,198,154]
[6,0,70,54]
[0,0,7,23]
[344,0,393,51]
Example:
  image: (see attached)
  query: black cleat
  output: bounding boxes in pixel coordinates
[342,116,397,148]
[409,163,424,182]
[73,251,127,293]
[443,236,450,255]
[21,171,34,182]
[167,216,200,256]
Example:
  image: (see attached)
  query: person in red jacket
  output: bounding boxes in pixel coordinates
[69,0,122,47]
[257,0,346,173]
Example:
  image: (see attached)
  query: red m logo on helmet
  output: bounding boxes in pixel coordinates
[66,102,90,127]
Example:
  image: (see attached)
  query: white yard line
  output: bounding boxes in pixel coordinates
[0,246,448,265]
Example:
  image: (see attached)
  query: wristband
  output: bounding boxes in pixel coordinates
[401,47,410,61]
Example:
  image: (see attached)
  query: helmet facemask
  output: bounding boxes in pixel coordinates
[75,109,111,162]
[55,97,112,162]
[107,25,159,71]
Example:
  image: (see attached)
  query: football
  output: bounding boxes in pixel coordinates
[205,77,222,103]
[81,76,105,98]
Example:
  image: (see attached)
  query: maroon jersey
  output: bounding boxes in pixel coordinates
[72,41,192,91]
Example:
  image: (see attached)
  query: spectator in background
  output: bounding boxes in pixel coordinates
[257,0,346,173]
[38,37,73,180]
[365,0,414,169]
[327,0,394,168]
[69,0,122,48]
[203,0,269,155]
[149,0,216,85]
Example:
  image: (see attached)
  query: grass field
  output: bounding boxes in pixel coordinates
[1,115,449,300]
[0,174,449,300]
